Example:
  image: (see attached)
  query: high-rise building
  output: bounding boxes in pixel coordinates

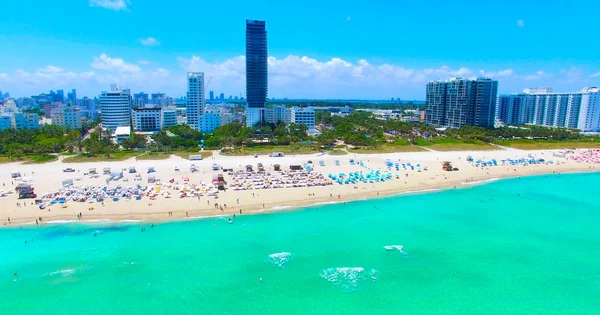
[51,103,82,129]
[245,19,268,126]
[67,89,77,104]
[78,97,99,120]
[209,91,214,102]
[186,72,205,130]
[497,87,600,131]
[57,90,65,103]
[100,85,132,130]
[219,93,225,101]
[425,78,498,128]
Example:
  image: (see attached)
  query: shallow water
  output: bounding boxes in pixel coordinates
[1,172,599,314]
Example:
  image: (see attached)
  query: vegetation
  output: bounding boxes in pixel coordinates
[2,106,600,164]
[62,151,141,163]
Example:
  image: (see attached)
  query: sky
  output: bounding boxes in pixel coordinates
[0,0,599,100]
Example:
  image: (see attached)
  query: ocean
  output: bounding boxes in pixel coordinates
[1,172,599,314]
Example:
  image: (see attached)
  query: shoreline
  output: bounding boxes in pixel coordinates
[2,164,597,228]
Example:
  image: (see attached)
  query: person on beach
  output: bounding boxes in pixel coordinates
[186,212,189,217]
[8,217,10,224]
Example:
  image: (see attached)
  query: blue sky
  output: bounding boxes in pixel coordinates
[0,0,599,99]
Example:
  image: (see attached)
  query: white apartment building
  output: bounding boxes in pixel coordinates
[291,107,316,130]
[100,85,131,130]
[497,87,600,132]
[132,107,162,132]
[186,72,205,130]
[199,112,221,133]
[0,100,39,130]
[264,105,292,124]
[51,103,82,129]
[162,107,177,129]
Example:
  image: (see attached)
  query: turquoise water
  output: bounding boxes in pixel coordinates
[1,172,599,314]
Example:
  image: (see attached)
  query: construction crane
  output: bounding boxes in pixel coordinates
[204,76,213,101]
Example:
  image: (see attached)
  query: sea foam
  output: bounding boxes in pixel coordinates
[461,178,500,186]
[267,252,292,268]
[384,245,407,255]
[320,267,378,290]
[49,269,75,277]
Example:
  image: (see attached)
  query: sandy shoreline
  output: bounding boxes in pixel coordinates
[1,148,598,227]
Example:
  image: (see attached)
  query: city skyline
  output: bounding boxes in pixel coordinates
[1,0,600,99]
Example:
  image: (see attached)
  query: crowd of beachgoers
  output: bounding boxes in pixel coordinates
[567,149,600,164]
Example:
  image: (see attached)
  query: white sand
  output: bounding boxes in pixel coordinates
[1,148,597,226]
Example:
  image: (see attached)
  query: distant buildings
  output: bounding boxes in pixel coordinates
[425,77,498,128]
[78,97,99,120]
[186,72,205,130]
[209,91,215,102]
[133,92,149,107]
[67,89,77,104]
[51,103,82,129]
[100,85,132,131]
[0,100,39,130]
[245,19,268,126]
[497,87,600,132]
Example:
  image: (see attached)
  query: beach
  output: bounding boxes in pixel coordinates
[1,148,598,226]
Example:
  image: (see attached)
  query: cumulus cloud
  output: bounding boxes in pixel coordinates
[517,20,525,27]
[2,53,598,98]
[89,0,130,11]
[92,53,141,73]
[140,37,159,46]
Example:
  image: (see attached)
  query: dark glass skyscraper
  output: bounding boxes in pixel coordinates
[425,78,498,128]
[245,20,267,109]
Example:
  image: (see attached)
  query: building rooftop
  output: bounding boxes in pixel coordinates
[115,126,131,136]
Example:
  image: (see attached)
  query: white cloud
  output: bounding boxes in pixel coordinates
[480,69,515,78]
[522,70,546,81]
[589,71,600,78]
[138,60,151,65]
[140,37,159,46]
[2,53,597,99]
[91,53,142,73]
[517,20,525,27]
[89,0,130,11]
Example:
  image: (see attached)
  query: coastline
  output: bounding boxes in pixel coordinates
[1,148,598,228]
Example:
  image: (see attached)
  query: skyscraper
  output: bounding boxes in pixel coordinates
[219,93,225,101]
[67,89,77,104]
[425,78,498,128]
[186,72,205,130]
[209,91,214,102]
[497,87,600,131]
[57,90,65,103]
[133,92,149,107]
[245,19,268,126]
[100,85,132,130]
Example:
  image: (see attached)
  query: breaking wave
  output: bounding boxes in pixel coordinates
[320,267,378,290]
[267,252,292,268]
